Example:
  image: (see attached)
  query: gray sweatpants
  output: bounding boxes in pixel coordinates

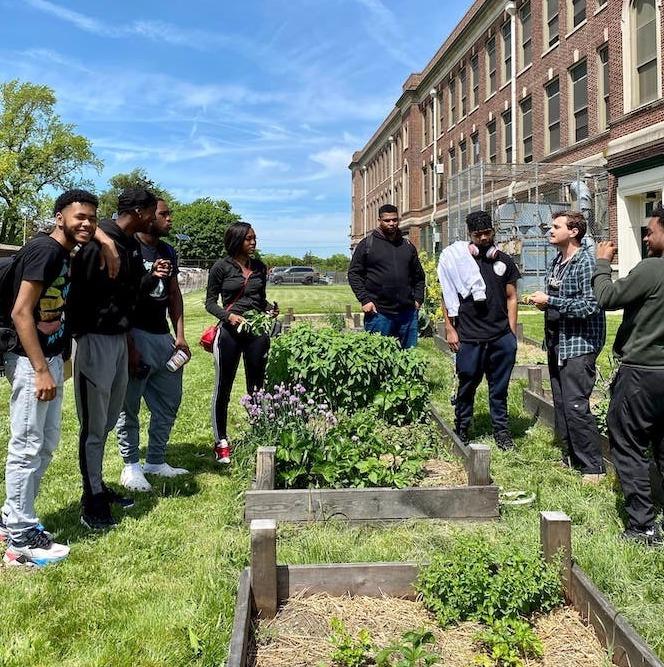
[2,353,64,544]
[74,333,128,499]
[115,329,183,465]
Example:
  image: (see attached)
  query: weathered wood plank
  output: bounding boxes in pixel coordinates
[528,367,544,396]
[254,447,276,491]
[250,519,277,619]
[523,388,555,426]
[227,568,252,667]
[244,485,499,522]
[429,405,471,462]
[569,565,664,667]
[540,511,572,590]
[468,444,491,486]
[276,562,419,601]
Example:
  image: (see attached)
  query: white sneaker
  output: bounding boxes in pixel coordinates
[143,462,189,477]
[120,463,152,492]
[3,528,69,568]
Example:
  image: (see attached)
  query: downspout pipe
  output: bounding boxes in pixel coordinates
[362,165,367,237]
[389,135,395,205]
[506,1,517,199]
[430,88,438,253]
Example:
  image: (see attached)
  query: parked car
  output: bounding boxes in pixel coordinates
[269,266,320,284]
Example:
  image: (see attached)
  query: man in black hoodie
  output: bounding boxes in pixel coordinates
[68,188,165,530]
[348,204,425,349]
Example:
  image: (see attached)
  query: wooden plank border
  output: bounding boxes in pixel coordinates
[245,409,497,523]
[228,512,664,667]
[244,485,499,523]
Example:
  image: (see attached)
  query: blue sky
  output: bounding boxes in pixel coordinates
[2,0,470,256]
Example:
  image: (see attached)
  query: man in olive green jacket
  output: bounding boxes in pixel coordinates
[592,207,664,546]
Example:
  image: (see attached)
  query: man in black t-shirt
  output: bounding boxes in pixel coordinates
[69,188,163,530]
[442,211,521,450]
[116,198,190,492]
[1,189,97,567]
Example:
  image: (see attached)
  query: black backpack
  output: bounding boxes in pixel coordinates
[0,254,18,356]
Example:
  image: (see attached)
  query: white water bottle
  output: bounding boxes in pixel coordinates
[166,348,190,372]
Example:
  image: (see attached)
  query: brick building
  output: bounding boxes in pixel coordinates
[349,0,664,277]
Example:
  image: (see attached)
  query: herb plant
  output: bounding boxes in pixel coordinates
[375,629,439,667]
[267,325,429,424]
[473,617,543,667]
[416,534,562,627]
[329,618,374,667]
[238,309,275,336]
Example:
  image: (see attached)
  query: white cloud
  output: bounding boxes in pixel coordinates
[170,187,309,203]
[310,147,354,175]
[255,158,291,173]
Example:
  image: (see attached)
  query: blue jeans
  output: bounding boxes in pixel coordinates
[364,309,419,349]
[2,353,64,544]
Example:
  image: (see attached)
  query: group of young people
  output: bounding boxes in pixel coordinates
[349,203,664,546]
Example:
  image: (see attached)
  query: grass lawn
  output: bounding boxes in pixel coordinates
[0,289,661,665]
[265,283,356,314]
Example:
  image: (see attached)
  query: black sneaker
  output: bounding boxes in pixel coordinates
[103,484,135,510]
[494,431,515,451]
[81,494,118,531]
[621,526,664,547]
[454,428,470,445]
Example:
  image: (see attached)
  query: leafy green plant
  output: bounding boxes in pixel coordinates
[329,618,374,667]
[326,310,346,332]
[238,309,275,336]
[375,629,439,667]
[416,534,562,627]
[473,617,543,667]
[267,325,429,424]
[274,410,436,489]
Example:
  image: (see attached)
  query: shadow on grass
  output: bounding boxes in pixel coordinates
[470,410,537,440]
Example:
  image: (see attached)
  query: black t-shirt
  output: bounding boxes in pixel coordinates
[456,251,521,342]
[545,256,569,343]
[132,239,178,335]
[9,234,71,357]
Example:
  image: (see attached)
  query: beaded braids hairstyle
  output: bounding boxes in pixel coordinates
[224,222,253,258]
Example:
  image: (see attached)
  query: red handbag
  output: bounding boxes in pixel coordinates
[200,271,251,353]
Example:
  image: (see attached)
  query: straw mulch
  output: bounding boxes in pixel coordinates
[419,457,467,487]
[252,593,608,667]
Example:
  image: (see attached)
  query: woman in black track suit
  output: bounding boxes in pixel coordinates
[205,222,274,464]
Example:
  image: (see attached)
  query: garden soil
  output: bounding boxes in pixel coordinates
[252,592,608,667]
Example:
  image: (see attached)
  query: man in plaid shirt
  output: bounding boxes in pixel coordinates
[527,211,606,481]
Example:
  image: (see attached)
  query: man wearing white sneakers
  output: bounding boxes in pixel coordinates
[116,198,190,491]
[0,189,98,566]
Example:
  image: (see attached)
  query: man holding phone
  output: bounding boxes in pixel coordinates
[116,198,190,492]
[69,188,163,530]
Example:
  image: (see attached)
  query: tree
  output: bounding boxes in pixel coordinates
[170,198,241,265]
[98,168,175,219]
[0,80,101,244]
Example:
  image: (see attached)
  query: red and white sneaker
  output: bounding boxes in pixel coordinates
[213,440,231,464]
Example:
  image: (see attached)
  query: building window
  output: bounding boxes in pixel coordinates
[632,0,659,107]
[487,37,497,95]
[449,148,457,176]
[487,121,497,163]
[449,78,457,125]
[459,68,468,118]
[502,109,512,163]
[502,21,512,84]
[402,163,409,210]
[471,133,480,165]
[459,140,468,171]
[570,0,586,29]
[423,103,430,145]
[545,78,560,152]
[598,44,609,130]
[520,1,532,68]
[438,90,445,134]
[437,165,445,200]
[520,97,533,163]
[545,0,559,48]
[570,59,588,142]
[471,55,480,108]
[430,161,435,204]
[422,165,430,207]
[597,0,607,6]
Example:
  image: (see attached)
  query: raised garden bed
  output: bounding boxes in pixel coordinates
[228,514,664,667]
[243,427,498,523]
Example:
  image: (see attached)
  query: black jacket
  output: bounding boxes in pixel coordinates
[205,256,268,323]
[68,220,158,336]
[348,230,426,315]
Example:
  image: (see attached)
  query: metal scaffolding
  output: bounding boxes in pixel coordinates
[446,161,608,289]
